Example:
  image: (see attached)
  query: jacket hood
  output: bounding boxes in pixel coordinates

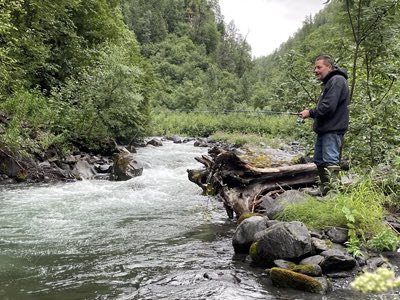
[322,68,348,84]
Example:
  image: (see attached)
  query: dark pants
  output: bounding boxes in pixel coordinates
[314,133,343,167]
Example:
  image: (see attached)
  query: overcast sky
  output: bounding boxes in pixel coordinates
[219,0,327,58]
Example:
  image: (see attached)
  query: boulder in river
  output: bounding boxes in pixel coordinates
[232,215,269,254]
[250,221,312,266]
[110,152,143,181]
[320,249,357,272]
[270,267,332,294]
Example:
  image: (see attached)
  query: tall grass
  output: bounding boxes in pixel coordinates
[150,110,302,144]
[278,177,388,236]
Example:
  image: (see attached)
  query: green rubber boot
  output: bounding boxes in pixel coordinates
[306,166,340,196]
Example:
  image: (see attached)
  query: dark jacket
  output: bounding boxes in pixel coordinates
[309,68,349,134]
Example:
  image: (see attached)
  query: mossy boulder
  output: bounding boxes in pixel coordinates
[291,263,322,277]
[270,267,331,294]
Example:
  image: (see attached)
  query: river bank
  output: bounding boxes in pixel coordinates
[1,140,399,299]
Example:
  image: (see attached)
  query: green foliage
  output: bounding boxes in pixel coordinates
[367,229,400,252]
[0,89,61,153]
[345,235,364,258]
[342,206,365,257]
[0,0,131,95]
[123,0,253,111]
[0,1,152,155]
[278,177,388,237]
[51,39,151,149]
[371,154,400,211]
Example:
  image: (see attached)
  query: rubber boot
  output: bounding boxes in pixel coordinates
[319,166,331,196]
[326,165,341,190]
[306,166,330,196]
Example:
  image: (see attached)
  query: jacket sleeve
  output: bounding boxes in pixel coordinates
[309,76,345,119]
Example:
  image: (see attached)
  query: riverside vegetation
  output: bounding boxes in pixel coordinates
[1,0,399,295]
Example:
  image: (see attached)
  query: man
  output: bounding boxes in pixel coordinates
[300,55,350,196]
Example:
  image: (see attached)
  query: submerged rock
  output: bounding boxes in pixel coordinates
[270,267,332,294]
[147,138,163,147]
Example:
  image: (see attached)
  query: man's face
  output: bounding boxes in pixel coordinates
[314,59,332,81]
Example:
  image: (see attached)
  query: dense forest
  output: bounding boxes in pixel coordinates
[0,0,399,170]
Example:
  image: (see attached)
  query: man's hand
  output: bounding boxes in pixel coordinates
[300,109,310,119]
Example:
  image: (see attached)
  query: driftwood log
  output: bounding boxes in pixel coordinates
[187,147,318,218]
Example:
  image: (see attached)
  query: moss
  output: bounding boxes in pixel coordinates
[270,267,324,293]
[237,213,254,225]
[325,239,333,249]
[249,240,259,259]
[237,212,263,225]
[290,264,322,277]
[15,169,27,182]
[115,154,130,169]
[240,153,272,168]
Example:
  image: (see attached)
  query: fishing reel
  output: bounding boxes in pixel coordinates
[296,117,305,124]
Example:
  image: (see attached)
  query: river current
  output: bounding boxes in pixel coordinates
[0,141,386,300]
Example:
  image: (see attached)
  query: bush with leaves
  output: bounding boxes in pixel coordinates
[51,39,152,150]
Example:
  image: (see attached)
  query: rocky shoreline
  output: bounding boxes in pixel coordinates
[0,135,203,185]
[187,144,400,297]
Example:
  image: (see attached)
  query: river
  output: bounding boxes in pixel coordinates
[0,141,385,299]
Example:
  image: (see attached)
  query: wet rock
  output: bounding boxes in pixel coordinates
[194,138,209,147]
[300,255,324,266]
[273,259,293,269]
[324,226,348,244]
[310,231,324,239]
[251,221,312,266]
[182,137,193,143]
[365,256,388,271]
[291,263,322,277]
[320,249,357,272]
[95,164,112,173]
[126,145,137,153]
[110,152,143,181]
[168,135,182,144]
[384,215,400,234]
[147,138,163,147]
[232,216,268,254]
[312,237,331,252]
[72,160,97,179]
[270,267,331,294]
[130,141,146,148]
[325,271,353,278]
[0,149,25,179]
